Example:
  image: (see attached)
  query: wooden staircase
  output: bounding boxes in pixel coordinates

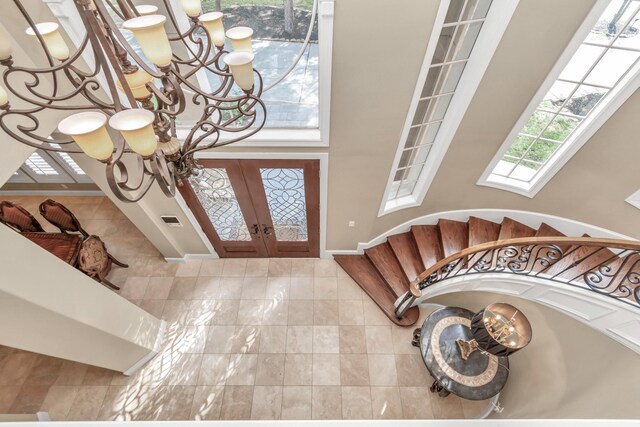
[334,216,608,326]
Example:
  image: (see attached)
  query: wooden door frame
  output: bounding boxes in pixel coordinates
[182,152,329,258]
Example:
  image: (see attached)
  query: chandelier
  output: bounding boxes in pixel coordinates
[0,0,266,202]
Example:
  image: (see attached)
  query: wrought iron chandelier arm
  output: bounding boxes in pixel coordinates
[103,0,126,21]
[106,160,157,203]
[2,67,115,117]
[0,110,85,153]
[149,152,176,197]
[181,96,266,156]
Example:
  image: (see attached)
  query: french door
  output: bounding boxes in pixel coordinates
[180,159,320,258]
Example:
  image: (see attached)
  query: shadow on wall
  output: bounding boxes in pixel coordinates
[427,291,640,419]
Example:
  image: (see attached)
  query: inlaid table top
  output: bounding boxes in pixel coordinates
[419,306,509,400]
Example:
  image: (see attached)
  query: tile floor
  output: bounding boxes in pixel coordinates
[0,196,489,421]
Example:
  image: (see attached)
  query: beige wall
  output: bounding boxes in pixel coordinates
[0,226,161,372]
[429,291,640,419]
[325,0,640,250]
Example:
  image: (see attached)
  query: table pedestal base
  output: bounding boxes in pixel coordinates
[411,328,421,347]
[430,380,451,397]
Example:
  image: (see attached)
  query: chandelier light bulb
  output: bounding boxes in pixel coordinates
[135,5,159,16]
[25,22,69,61]
[223,51,255,91]
[179,0,202,18]
[0,83,8,107]
[0,27,12,61]
[199,12,225,47]
[116,68,154,100]
[226,26,253,52]
[123,15,173,68]
[58,112,114,161]
[109,109,158,158]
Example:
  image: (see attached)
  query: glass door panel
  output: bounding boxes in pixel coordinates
[189,168,252,242]
[260,168,308,242]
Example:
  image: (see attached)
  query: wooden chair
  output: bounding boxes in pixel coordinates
[0,201,45,232]
[77,235,120,290]
[38,199,89,237]
[39,199,128,270]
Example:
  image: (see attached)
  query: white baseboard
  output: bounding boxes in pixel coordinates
[164,253,219,263]
[122,320,166,376]
[324,249,361,257]
[36,412,51,422]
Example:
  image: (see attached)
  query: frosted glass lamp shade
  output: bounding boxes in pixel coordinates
[58,112,114,161]
[0,83,8,106]
[226,27,253,52]
[123,15,172,67]
[0,27,12,60]
[135,5,159,16]
[109,109,158,157]
[116,68,154,99]
[25,23,69,61]
[179,0,202,17]
[199,12,225,47]
[223,52,255,91]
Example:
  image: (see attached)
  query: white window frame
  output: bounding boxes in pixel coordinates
[379,0,519,216]
[478,0,640,198]
[626,189,640,210]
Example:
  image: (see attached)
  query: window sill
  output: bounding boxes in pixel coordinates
[175,127,326,148]
[477,174,537,198]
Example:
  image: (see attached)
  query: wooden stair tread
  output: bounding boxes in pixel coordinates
[438,219,468,258]
[576,253,640,300]
[333,255,419,326]
[387,232,425,282]
[364,243,410,297]
[541,240,618,280]
[535,222,565,237]
[411,225,443,268]
[535,222,571,253]
[468,217,501,247]
[498,217,536,240]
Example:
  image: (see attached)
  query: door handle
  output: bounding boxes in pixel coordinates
[250,224,260,236]
[262,224,273,236]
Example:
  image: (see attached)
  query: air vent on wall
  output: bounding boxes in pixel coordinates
[161,215,183,227]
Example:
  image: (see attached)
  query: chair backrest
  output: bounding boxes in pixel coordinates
[39,199,88,237]
[0,201,44,232]
[77,235,109,275]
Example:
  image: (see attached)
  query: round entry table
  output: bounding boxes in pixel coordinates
[413,306,509,400]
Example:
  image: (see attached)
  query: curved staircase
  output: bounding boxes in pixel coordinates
[334,216,638,326]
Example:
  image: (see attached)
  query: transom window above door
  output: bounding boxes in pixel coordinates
[48,0,334,145]
[202,0,319,129]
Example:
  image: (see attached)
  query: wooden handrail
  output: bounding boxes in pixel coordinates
[409,236,640,297]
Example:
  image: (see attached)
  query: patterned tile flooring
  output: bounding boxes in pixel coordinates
[0,196,489,420]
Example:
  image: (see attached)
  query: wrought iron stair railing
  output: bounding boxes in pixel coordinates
[394,237,640,318]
